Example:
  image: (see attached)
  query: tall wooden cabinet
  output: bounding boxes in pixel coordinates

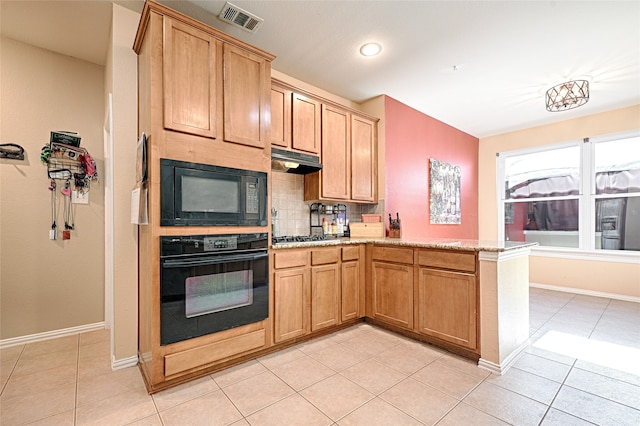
[350,115,377,202]
[223,44,270,148]
[320,104,350,199]
[133,0,274,393]
[162,16,270,148]
[163,17,219,139]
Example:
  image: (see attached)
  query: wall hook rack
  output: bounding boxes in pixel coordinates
[0,143,25,160]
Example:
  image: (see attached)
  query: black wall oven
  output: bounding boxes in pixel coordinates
[160,158,268,227]
[160,233,268,346]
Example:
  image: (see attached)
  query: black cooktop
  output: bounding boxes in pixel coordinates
[272,235,327,245]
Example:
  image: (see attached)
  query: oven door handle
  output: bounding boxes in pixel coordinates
[162,251,268,268]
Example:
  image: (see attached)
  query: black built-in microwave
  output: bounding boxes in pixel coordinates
[160,159,267,227]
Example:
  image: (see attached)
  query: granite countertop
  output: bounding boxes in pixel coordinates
[271,236,537,252]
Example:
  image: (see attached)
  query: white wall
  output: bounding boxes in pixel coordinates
[105,3,140,365]
[0,37,105,339]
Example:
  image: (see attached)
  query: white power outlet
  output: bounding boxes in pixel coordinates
[72,190,89,204]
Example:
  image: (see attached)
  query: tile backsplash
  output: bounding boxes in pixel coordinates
[271,172,384,236]
[271,173,309,236]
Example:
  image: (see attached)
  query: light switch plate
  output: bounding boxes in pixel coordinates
[72,190,89,204]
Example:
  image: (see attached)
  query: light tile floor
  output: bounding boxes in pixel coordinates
[1,288,639,425]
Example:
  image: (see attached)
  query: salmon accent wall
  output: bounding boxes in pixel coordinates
[384,96,479,239]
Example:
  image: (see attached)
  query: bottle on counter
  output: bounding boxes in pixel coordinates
[331,219,337,235]
[322,217,329,235]
[337,218,344,236]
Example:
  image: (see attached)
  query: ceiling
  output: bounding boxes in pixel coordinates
[2,0,639,138]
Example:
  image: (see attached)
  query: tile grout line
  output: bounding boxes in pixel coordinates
[0,344,24,397]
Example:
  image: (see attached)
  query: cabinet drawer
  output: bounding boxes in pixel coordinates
[416,250,476,273]
[164,329,265,377]
[311,248,340,265]
[342,246,360,261]
[372,246,414,265]
[274,250,308,269]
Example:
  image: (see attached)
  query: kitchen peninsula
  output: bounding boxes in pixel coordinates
[271,237,537,375]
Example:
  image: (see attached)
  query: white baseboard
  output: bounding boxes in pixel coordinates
[112,355,139,370]
[0,322,106,349]
[530,282,640,303]
[478,337,531,375]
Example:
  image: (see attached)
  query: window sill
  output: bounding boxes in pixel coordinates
[530,246,640,264]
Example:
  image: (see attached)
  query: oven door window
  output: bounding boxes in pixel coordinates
[160,251,268,346]
[185,270,253,317]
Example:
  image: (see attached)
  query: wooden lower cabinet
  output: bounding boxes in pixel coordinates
[273,267,310,343]
[341,262,359,321]
[272,245,363,343]
[370,261,414,329]
[341,245,363,321]
[416,268,477,350]
[311,263,340,330]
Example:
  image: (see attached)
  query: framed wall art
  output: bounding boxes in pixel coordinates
[429,158,461,224]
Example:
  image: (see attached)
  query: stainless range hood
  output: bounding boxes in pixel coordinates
[271,147,323,174]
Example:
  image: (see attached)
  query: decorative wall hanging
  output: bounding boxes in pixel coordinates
[429,158,461,224]
[41,131,98,240]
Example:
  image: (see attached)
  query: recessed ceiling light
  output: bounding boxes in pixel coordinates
[359,42,382,57]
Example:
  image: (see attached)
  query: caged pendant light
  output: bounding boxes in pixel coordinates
[545,80,590,112]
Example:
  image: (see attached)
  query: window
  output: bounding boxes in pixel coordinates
[499,133,640,252]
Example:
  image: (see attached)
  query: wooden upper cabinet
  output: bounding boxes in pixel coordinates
[320,104,350,200]
[270,84,292,148]
[161,14,271,148]
[163,16,219,138]
[305,105,378,203]
[351,114,377,202]
[292,93,321,154]
[223,44,268,148]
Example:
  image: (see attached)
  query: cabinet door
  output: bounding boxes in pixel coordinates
[271,85,291,148]
[274,267,310,343]
[292,93,321,154]
[351,115,377,202]
[371,261,414,329]
[163,17,219,138]
[223,44,267,148]
[321,105,350,200]
[311,264,340,331]
[417,268,477,350]
[341,260,360,321]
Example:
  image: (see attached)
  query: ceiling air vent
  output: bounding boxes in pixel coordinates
[218,2,264,33]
